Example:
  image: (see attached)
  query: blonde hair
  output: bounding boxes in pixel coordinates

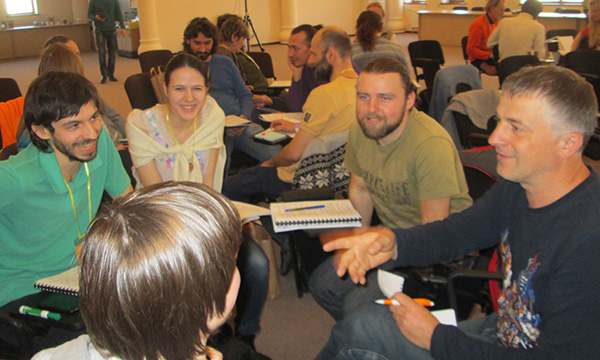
[588,0,600,49]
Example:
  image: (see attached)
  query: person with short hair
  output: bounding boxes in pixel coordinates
[315,65,600,360]
[467,0,506,75]
[351,10,408,71]
[487,0,545,60]
[182,17,280,172]
[310,57,472,321]
[87,0,126,83]
[32,181,242,360]
[0,71,132,350]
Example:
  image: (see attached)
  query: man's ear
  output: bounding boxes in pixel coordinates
[325,47,336,63]
[406,89,416,110]
[559,132,584,159]
[31,124,51,140]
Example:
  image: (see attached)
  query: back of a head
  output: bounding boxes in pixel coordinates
[24,71,100,153]
[38,43,84,76]
[521,0,543,18]
[366,1,385,17]
[183,17,219,55]
[356,10,384,52]
[219,17,249,44]
[216,13,241,29]
[317,26,352,59]
[80,181,243,360]
[362,57,416,96]
[502,66,598,145]
[43,34,72,49]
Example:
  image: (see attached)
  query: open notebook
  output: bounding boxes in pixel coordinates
[270,199,362,233]
[34,266,80,296]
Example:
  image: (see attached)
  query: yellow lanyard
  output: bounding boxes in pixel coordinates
[63,162,91,240]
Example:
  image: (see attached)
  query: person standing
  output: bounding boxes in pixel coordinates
[88,0,126,84]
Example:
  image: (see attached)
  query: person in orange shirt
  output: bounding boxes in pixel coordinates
[467,0,506,75]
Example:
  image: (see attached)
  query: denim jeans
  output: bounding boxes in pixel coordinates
[310,257,394,321]
[235,233,269,336]
[316,306,499,360]
[95,30,118,77]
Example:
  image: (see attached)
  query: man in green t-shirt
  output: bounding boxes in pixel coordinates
[310,57,472,321]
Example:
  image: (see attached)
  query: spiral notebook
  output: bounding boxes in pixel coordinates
[270,199,362,233]
[34,266,80,296]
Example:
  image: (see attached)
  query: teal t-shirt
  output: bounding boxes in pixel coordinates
[0,127,130,306]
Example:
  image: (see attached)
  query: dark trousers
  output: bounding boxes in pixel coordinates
[95,30,118,77]
[222,166,291,203]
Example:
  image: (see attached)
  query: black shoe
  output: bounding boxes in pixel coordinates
[100,76,108,84]
[109,76,118,82]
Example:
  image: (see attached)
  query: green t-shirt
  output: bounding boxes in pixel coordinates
[345,108,472,228]
[0,127,130,305]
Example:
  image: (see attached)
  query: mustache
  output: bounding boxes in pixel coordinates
[73,138,97,147]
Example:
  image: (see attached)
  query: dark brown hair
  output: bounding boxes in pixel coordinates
[80,181,242,360]
[356,10,383,52]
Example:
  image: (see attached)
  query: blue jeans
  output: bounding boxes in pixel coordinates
[224,122,281,174]
[222,166,292,203]
[95,30,118,77]
[316,307,499,360]
[310,257,394,321]
[235,233,269,336]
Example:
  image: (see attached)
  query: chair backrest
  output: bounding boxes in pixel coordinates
[408,40,445,89]
[471,6,484,11]
[559,8,581,13]
[0,78,22,103]
[292,130,350,197]
[0,143,18,160]
[124,72,159,110]
[564,49,600,77]
[546,28,578,39]
[247,51,276,80]
[453,6,468,10]
[138,49,174,73]
[461,36,469,63]
[498,55,540,86]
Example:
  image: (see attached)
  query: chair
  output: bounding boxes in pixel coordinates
[124,72,159,110]
[546,28,578,39]
[498,55,540,86]
[427,65,482,122]
[471,6,484,11]
[247,51,276,81]
[408,40,445,89]
[453,6,468,10]
[0,142,17,160]
[461,36,469,64]
[564,50,600,104]
[138,49,173,73]
[0,78,22,103]
[558,8,581,14]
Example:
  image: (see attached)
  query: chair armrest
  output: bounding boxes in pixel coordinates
[447,268,502,315]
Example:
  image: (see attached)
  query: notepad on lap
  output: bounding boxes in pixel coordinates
[270,199,362,233]
[34,266,80,296]
[232,201,271,224]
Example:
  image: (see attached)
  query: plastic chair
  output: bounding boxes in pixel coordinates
[461,36,469,64]
[471,6,484,11]
[546,28,578,39]
[558,8,581,14]
[498,55,540,86]
[408,40,445,89]
[247,51,276,80]
[0,78,22,103]
[124,73,159,110]
[138,49,173,73]
[564,50,600,104]
[453,6,468,10]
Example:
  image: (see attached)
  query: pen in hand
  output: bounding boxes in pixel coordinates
[375,298,435,307]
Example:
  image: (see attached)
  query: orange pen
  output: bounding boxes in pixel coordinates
[374,298,435,307]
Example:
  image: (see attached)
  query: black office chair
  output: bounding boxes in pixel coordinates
[461,36,469,64]
[498,55,540,86]
[0,78,22,103]
[408,40,445,89]
[0,142,18,160]
[564,49,600,104]
[138,49,174,73]
[546,28,578,39]
[471,6,484,11]
[558,8,581,14]
[453,113,497,149]
[247,51,276,80]
[453,6,468,10]
[124,72,159,110]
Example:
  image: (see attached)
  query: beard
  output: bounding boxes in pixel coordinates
[195,51,210,61]
[358,102,407,141]
[52,136,98,163]
[314,56,333,81]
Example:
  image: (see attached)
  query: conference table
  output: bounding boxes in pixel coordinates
[418,10,587,47]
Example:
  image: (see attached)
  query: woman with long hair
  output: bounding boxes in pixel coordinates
[571,0,600,50]
[351,10,408,70]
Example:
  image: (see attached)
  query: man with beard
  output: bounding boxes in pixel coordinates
[310,57,472,321]
[182,17,279,170]
[222,26,357,202]
[0,71,132,350]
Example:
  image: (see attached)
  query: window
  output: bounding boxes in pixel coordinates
[5,0,38,16]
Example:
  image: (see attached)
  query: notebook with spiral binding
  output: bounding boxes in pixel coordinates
[270,199,362,233]
[34,266,79,296]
